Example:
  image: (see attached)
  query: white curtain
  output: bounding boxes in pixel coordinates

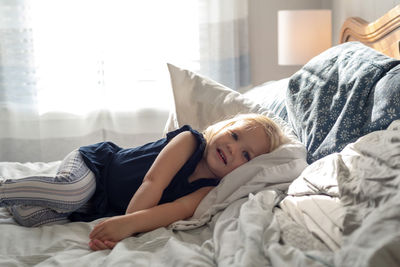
[0,0,250,162]
[198,0,250,90]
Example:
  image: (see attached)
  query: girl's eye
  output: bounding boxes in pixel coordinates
[243,151,251,161]
[231,131,238,140]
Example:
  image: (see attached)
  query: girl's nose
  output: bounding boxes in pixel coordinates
[227,142,240,156]
[227,143,246,164]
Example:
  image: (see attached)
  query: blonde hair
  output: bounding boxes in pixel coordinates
[203,113,288,153]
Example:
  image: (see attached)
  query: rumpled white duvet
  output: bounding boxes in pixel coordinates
[0,136,307,266]
[1,120,400,266]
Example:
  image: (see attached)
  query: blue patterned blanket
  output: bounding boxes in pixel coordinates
[286,42,400,163]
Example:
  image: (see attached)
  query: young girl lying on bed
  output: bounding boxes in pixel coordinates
[0,113,287,250]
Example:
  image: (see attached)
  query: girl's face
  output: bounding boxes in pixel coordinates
[204,120,270,178]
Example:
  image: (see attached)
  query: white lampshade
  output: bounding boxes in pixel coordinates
[278,10,332,65]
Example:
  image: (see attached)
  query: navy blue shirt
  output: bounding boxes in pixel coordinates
[69,125,219,222]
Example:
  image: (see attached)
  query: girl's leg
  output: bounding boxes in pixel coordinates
[8,205,69,227]
[9,201,94,227]
[0,150,96,219]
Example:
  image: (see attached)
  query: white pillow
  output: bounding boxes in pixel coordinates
[164,63,293,136]
[243,78,289,121]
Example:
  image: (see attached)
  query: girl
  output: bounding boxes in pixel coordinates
[0,113,287,251]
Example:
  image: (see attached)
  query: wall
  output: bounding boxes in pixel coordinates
[248,0,400,86]
[331,0,400,44]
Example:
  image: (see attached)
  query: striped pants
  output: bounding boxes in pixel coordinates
[0,150,96,227]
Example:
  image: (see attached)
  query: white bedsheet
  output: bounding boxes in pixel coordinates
[2,115,397,267]
[280,195,344,251]
[0,135,309,266]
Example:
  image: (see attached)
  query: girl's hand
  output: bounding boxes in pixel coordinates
[89,215,135,243]
[89,239,118,251]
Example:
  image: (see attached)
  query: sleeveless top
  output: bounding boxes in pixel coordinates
[69,125,219,222]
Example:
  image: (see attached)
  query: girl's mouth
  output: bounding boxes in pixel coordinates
[217,148,227,165]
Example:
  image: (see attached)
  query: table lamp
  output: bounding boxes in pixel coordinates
[278,9,332,65]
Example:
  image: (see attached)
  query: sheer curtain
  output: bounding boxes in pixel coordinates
[0,0,250,162]
[198,0,250,90]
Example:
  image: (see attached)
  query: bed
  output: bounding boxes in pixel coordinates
[1,5,400,267]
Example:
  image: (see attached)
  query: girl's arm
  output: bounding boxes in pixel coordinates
[89,186,213,247]
[125,131,198,214]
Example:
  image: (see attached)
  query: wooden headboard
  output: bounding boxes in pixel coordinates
[339,4,400,59]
